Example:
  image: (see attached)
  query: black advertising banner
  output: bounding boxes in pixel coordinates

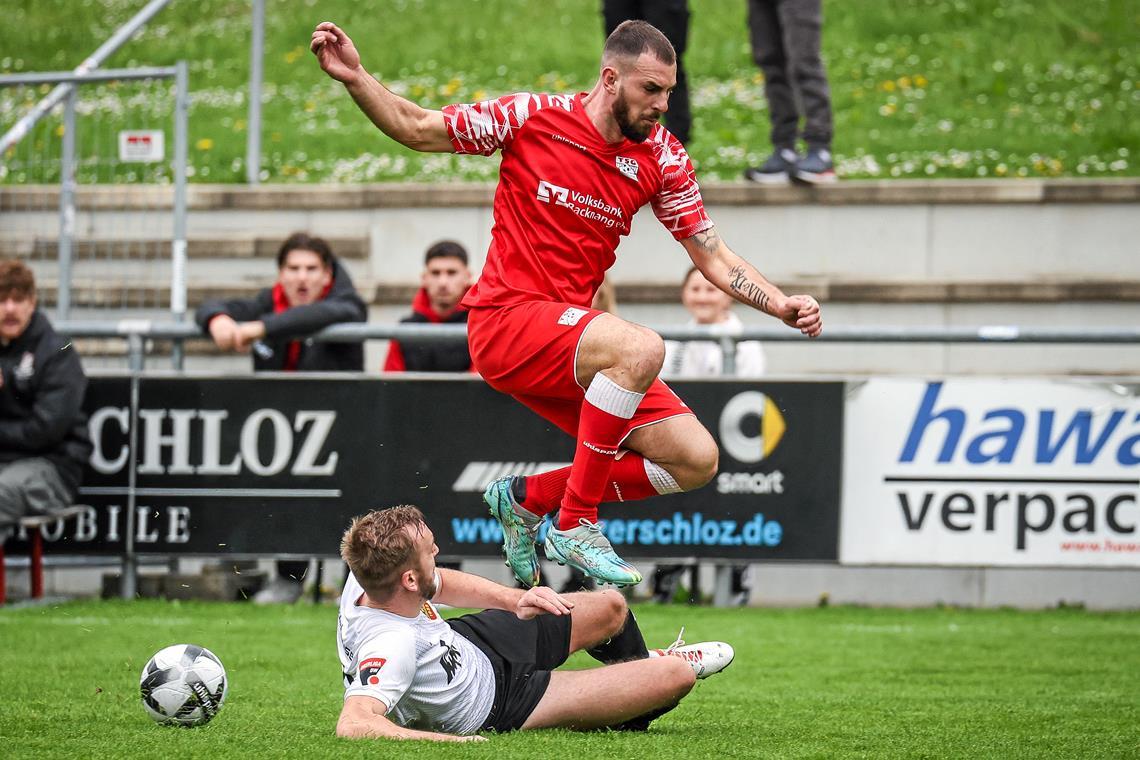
[25,375,841,561]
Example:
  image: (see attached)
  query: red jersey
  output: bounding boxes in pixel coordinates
[443,92,712,309]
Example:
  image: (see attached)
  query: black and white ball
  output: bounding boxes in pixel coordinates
[139,644,228,727]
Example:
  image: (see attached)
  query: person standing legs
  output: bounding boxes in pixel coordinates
[743,0,836,184]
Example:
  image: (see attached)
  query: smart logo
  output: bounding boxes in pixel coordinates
[716,391,787,495]
[719,391,786,463]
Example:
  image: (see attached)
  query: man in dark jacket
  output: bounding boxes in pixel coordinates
[382,240,473,373]
[194,232,367,602]
[0,260,92,543]
[196,232,367,372]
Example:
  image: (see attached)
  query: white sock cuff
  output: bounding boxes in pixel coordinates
[644,460,682,495]
[584,373,644,420]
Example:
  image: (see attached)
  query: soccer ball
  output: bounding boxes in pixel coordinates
[139,644,228,727]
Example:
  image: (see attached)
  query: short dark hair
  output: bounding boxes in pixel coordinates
[602,20,676,67]
[0,259,36,300]
[424,240,468,267]
[277,232,334,269]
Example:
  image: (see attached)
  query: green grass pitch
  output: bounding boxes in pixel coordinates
[1,599,1137,758]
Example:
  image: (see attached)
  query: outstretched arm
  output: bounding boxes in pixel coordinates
[434,568,573,620]
[310,21,453,153]
[681,226,822,338]
[337,696,485,742]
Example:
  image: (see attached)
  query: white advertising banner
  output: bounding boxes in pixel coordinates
[841,379,1140,567]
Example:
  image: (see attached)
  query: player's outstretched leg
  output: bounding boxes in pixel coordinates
[544,518,643,587]
[648,626,735,679]
[484,476,542,587]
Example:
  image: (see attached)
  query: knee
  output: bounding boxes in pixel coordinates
[599,589,628,638]
[675,433,720,491]
[663,657,697,697]
[619,329,664,387]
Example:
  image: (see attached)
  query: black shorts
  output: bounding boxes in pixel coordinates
[447,609,572,732]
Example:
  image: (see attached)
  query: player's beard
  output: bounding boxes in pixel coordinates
[414,565,437,601]
[613,89,655,143]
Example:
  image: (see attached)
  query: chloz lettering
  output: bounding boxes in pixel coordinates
[728,265,770,314]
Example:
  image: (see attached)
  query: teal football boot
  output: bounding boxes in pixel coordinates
[544,518,643,587]
[484,476,542,587]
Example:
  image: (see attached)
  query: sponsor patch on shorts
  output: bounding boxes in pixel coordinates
[558,307,589,326]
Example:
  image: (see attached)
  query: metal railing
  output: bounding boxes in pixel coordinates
[55,320,1140,373]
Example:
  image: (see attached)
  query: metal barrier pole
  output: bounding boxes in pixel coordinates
[719,335,736,375]
[171,60,189,369]
[246,0,264,184]
[56,89,78,321]
[120,334,145,599]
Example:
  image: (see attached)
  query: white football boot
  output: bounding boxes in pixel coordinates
[648,626,735,679]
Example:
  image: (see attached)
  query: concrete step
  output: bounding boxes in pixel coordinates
[0,235,369,260]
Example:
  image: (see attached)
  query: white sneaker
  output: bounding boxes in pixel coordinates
[649,626,735,679]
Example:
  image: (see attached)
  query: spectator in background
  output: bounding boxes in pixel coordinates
[655,266,765,605]
[383,241,473,372]
[663,266,766,377]
[0,260,92,545]
[742,0,836,185]
[196,232,367,372]
[195,232,367,604]
[602,0,692,145]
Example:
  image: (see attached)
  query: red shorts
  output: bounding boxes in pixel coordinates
[467,301,692,439]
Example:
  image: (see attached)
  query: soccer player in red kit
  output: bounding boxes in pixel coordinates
[312,19,823,587]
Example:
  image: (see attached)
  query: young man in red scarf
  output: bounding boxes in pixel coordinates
[382,240,473,373]
[195,232,368,602]
[196,232,367,372]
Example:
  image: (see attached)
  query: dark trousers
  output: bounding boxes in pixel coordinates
[747,0,833,149]
[603,0,692,145]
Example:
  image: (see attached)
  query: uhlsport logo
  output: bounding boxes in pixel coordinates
[716,391,787,495]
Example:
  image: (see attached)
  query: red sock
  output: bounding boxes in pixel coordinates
[559,400,628,530]
[525,453,667,515]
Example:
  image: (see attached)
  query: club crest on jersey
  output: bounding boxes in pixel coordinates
[558,307,589,326]
[359,657,386,686]
[616,155,640,181]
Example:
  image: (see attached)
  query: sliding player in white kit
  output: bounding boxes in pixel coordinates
[335,506,734,740]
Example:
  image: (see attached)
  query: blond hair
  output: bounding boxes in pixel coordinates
[340,506,427,600]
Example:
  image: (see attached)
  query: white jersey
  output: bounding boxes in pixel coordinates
[336,572,496,735]
[662,313,766,378]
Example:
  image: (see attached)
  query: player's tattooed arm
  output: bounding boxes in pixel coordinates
[681,227,822,336]
[727,264,772,315]
[680,226,783,318]
[689,228,721,254]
